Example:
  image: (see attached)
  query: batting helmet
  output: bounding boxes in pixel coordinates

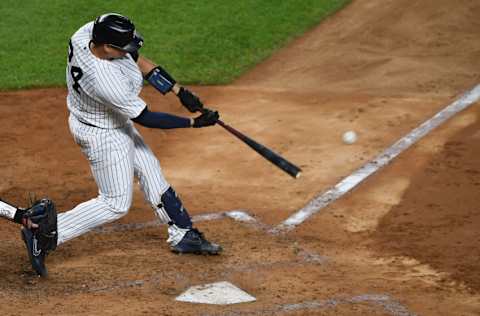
[92,13,143,53]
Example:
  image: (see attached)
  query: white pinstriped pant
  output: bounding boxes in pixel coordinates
[57,115,188,245]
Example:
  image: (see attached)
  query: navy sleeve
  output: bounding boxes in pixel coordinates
[132,107,191,129]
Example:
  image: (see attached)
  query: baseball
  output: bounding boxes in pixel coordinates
[342,130,357,144]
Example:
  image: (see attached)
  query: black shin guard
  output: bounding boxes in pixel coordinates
[158,187,193,229]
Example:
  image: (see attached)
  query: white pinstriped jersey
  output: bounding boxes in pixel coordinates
[58,21,189,247]
[66,22,146,129]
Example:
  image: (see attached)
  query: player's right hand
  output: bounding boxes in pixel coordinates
[178,87,204,113]
[193,109,219,128]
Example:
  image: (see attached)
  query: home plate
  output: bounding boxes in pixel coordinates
[175,281,256,305]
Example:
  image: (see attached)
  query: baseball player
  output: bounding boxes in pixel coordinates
[18,13,223,277]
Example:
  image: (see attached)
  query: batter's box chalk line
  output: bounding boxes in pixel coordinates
[92,209,258,234]
[280,294,416,316]
[275,83,480,232]
[198,293,415,316]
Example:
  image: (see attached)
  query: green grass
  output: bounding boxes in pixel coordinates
[0,0,350,90]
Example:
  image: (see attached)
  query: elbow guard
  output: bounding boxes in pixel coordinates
[145,66,176,95]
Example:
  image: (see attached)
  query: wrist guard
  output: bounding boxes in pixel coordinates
[145,66,176,95]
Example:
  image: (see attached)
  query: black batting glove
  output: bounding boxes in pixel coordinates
[178,87,204,113]
[193,110,219,128]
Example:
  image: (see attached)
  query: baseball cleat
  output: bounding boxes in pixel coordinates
[171,228,222,255]
[21,227,48,277]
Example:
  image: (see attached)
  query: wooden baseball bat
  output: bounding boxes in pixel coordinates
[201,108,302,178]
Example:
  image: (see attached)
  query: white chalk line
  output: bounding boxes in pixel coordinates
[201,294,415,316]
[281,294,415,316]
[276,84,480,231]
[92,209,257,234]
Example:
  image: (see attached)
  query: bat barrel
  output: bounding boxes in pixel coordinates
[199,107,302,178]
[217,120,302,179]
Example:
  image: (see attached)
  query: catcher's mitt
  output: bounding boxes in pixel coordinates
[22,198,58,253]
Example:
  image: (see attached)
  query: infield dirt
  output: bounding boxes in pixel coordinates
[1,0,480,315]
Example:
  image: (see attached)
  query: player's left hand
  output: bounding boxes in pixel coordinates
[178,87,204,113]
[193,109,219,128]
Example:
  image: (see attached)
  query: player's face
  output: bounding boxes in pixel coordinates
[104,45,128,59]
